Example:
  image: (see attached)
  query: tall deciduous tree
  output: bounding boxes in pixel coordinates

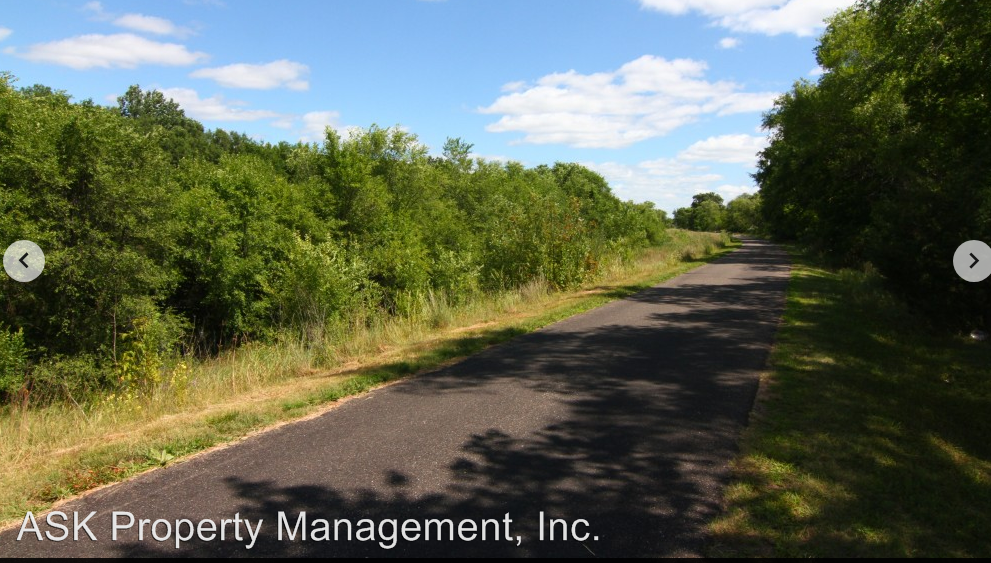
[756,0,991,327]
[1,74,672,399]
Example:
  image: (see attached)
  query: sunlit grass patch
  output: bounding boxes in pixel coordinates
[709,253,991,558]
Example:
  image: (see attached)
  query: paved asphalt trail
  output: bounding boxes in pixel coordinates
[0,238,789,557]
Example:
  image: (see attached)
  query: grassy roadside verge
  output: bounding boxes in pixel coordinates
[0,230,735,526]
[709,250,991,557]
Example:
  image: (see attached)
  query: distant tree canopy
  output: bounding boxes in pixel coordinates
[724,193,762,234]
[756,0,991,327]
[0,73,670,398]
[673,192,760,234]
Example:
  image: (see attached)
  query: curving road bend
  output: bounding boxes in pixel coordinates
[0,237,790,557]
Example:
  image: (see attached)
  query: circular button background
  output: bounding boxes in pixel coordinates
[3,240,46,283]
[953,240,991,283]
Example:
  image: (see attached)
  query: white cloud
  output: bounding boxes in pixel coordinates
[113,14,187,37]
[190,60,310,90]
[83,1,111,20]
[18,33,207,69]
[705,91,779,115]
[0,28,12,42]
[640,0,781,15]
[809,65,825,76]
[296,112,364,144]
[582,132,766,208]
[82,2,189,37]
[586,158,761,209]
[714,183,754,200]
[159,87,282,122]
[270,117,295,130]
[717,37,740,49]
[106,87,342,138]
[481,55,778,149]
[584,159,724,204]
[678,134,769,165]
[640,0,855,37]
[501,81,527,93]
[299,111,341,143]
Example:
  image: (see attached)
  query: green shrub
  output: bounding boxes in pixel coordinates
[27,354,111,406]
[0,327,27,400]
[108,307,189,408]
[0,78,673,406]
[430,248,481,302]
[267,234,378,332]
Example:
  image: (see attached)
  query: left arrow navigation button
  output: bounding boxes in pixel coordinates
[4,241,45,282]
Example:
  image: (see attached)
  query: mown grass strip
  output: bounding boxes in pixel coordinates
[709,251,991,558]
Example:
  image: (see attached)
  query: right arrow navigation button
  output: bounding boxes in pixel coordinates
[954,240,991,282]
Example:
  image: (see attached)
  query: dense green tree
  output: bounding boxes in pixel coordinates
[1,76,178,357]
[691,192,724,209]
[117,85,213,164]
[441,137,474,173]
[756,0,991,327]
[0,327,28,400]
[672,207,694,230]
[724,193,762,233]
[672,192,727,232]
[693,200,724,232]
[0,74,672,400]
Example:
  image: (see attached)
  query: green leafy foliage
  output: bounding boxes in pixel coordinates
[110,308,188,407]
[724,193,762,234]
[0,327,27,399]
[673,191,763,233]
[0,75,671,404]
[146,448,175,467]
[756,0,991,327]
[267,234,376,330]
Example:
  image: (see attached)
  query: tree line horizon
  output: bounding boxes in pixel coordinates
[2,73,717,402]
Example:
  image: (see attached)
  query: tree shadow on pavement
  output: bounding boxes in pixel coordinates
[106,242,790,558]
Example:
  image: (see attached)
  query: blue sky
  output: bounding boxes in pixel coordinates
[0,0,853,213]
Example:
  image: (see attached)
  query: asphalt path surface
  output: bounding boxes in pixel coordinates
[0,238,790,557]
